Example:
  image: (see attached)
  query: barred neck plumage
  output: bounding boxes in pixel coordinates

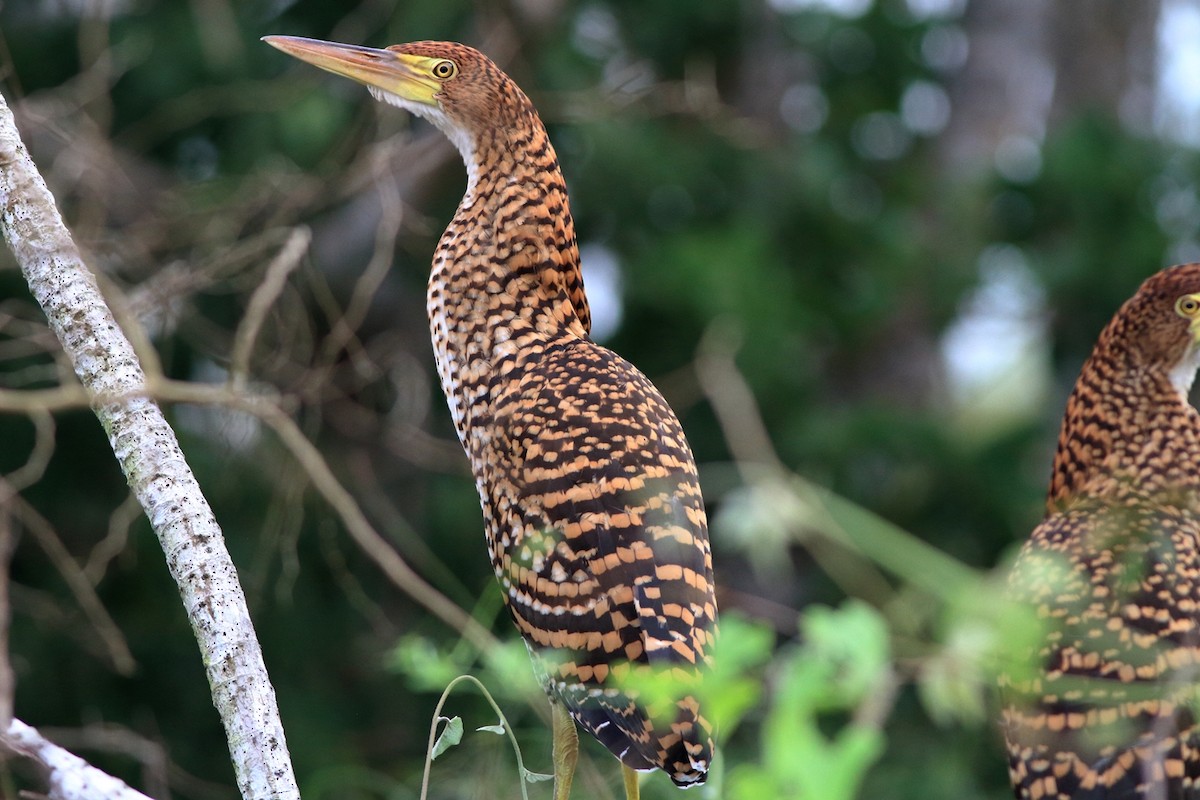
[1047,316,1200,512]
[425,72,591,444]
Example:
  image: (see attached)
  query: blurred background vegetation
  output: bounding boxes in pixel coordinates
[1,0,1199,798]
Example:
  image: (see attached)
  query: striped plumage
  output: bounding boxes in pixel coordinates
[999,263,1200,799]
[264,36,717,795]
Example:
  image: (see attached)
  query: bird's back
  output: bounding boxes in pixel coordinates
[1002,493,1200,799]
[480,337,717,784]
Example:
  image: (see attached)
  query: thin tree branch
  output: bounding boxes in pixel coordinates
[695,325,979,601]
[0,362,499,654]
[85,492,144,586]
[0,384,90,413]
[146,377,500,653]
[5,484,136,674]
[0,498,14,730]
[4,407,55,491]
[39,723,173,800]
[229,226,311,392]
[315,178,401,369]
[0,89,300,800]
[252,399,500,653]
[695,328,898,604]
[0,718,154,800]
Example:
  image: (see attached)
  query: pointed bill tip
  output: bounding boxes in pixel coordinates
[261,34,290,49]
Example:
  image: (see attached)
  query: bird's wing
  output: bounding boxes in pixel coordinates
[1000,497,1200,799]
[487,338,715,780]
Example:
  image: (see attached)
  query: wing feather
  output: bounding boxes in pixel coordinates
[483,339,715,782]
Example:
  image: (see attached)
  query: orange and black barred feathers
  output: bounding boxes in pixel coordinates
[264,34,718,787]
[410,42,718,783]
[1000,497,1200,799]
[1000,264,1200,799]
[486,340,716,782]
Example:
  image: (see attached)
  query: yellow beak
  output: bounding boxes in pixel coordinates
[262,35,441,107]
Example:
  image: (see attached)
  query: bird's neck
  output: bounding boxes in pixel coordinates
[426,107,592,445]
[1046,345,1200,512]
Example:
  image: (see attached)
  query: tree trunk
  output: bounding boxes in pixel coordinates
[0,89,301,800]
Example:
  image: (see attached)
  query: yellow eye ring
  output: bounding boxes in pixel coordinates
[431,59,458,80]
[1176,296,1200,317]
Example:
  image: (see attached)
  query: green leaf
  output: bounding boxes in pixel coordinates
[700,613,775,734]
[431,716,463,760]
[919,576,1046,726]
[523,769,555,784]
[390,634,466,692]
[476,723,506,735]
[799,600,890,708]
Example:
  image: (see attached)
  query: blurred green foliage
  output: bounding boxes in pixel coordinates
[1,0,1198,799]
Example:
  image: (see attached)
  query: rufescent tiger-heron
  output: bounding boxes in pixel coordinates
[1000,263,1200,799]
[263,35,719,800]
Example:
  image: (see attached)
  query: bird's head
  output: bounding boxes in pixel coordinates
[263,36,530,163]
[1111,262,1200,392]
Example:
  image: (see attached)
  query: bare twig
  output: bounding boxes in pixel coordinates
[85,493,144,586]
[694,323,787,475]
[0,385,90,414]
[345,450,476,607]
[3,407,55,491]
[0,89,300,800]
[256,399,497,650]
[0,357,497,653]
[145,377,500,652]
[316,178,402,369]
[5,486,135,674]
[229,226,311,391]
[0,498,14,729]
[695,327,897,604]
[695,324,979,602]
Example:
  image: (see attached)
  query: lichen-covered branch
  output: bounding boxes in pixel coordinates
[0,91,300,800]
[1,719,154,800]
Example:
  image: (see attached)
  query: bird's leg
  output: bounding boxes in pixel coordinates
[552,700,579,800]
[621,765,640,800]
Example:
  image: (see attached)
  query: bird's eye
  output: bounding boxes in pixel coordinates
[431,60,458,80]
[1177,296,1200,317]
